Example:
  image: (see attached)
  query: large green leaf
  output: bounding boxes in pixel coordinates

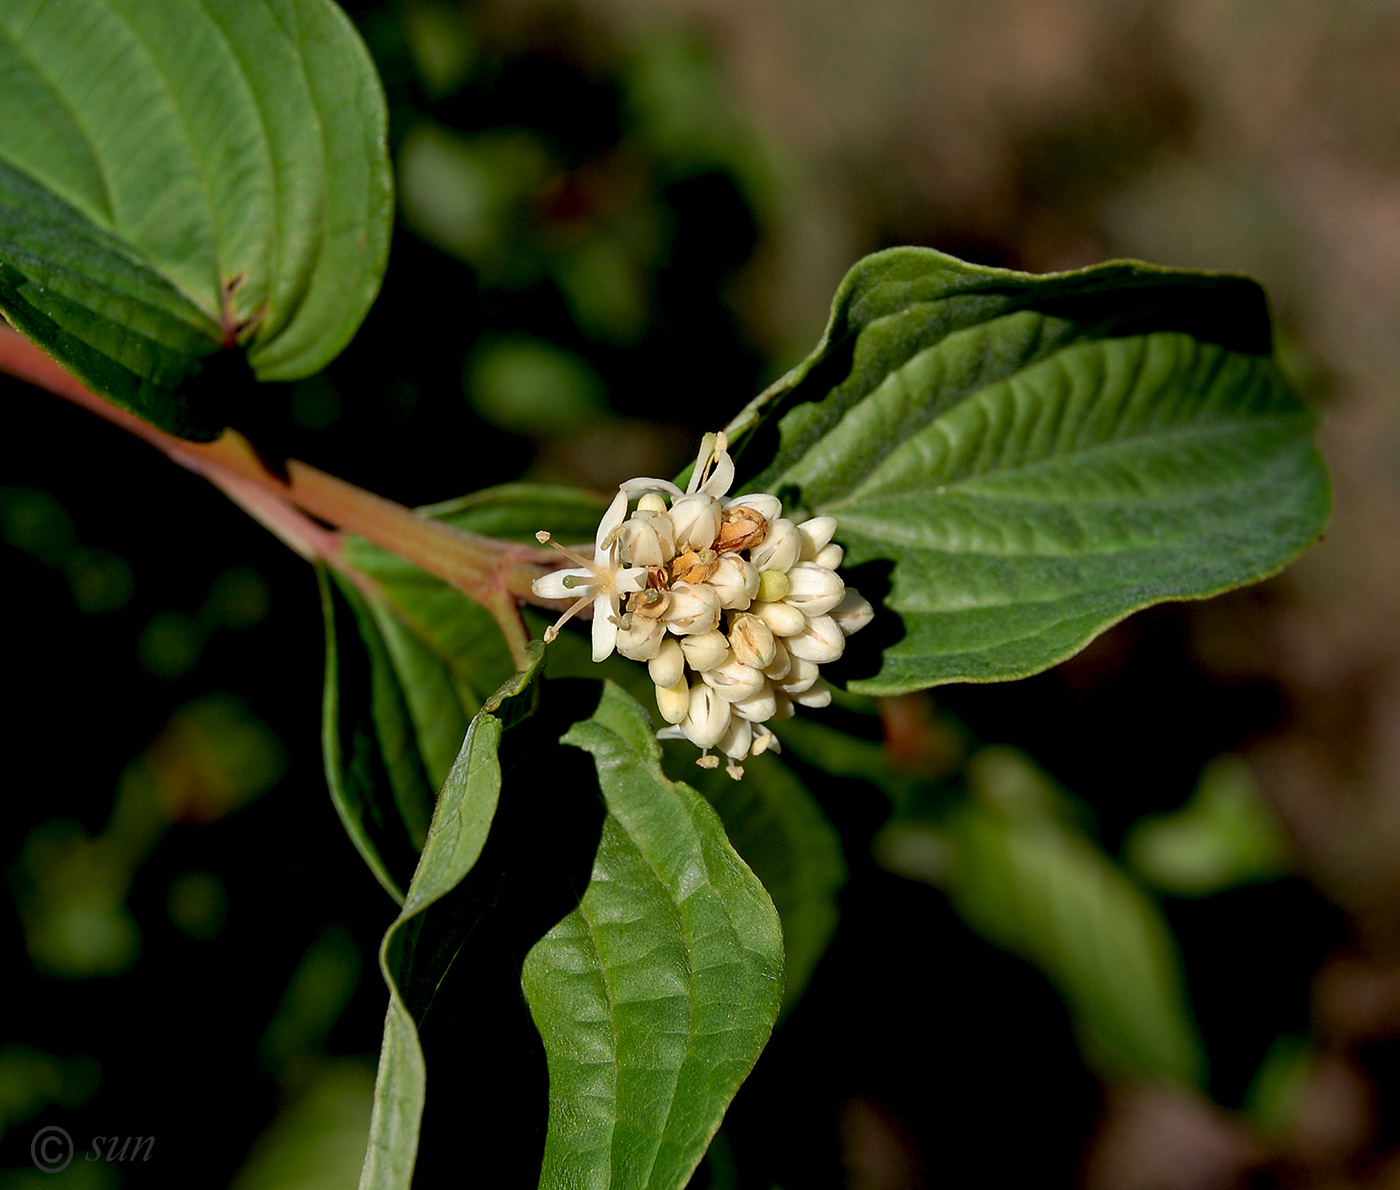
[321,484,607,898]
[878,747,1206,1086]
[0,0,392,438]
[681,749,846,1013]
[359,651,543,1190]
[726,247,1331,694]
[523,682,785,1190]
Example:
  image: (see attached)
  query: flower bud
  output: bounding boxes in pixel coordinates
[784,562,846,617]
[792,680,832,709]
[719,715,753,761]
[701,656,767,703]
[710,554,760,609]
[618,510,675,568]
[671,548,720,586]
[637,492,669,515]
[786,614,844,663]
[797,516,838,561]
[770,691,795,721]
[777,655,821,694]
[756,569,790,603]
[832,589,875,636]
[763,639,792,681]
[753,599,807,638]
[656,677,691,724]
[680,629,730,672]
[729,613,776,670]
[815,543,843,569]
[732,683,778,723]
[725,493,782,521]
[750,517,800,573]
[664,581,721,635]
[715,505,769,553]
[649,637,685,689]
[614,614,666,661]
[683,682,730,748]
[669,493,721,551]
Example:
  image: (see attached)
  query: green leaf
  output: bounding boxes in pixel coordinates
[878,747,1207,1087]
[360,651,543,1190]
[681,750,846,1012]
[727,247,1331,694]
[0,0,392,438]
[321,484,607,898]
[523,682,785,1190]
[1125,755,1292,897]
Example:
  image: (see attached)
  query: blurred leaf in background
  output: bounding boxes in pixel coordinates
[9,697,284,978]
[879,747,1207,1087]
[1126,755,1293,898]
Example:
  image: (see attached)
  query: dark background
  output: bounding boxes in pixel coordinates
[3,1,1398,1187]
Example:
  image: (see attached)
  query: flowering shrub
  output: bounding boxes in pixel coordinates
[0,1,1332,1186]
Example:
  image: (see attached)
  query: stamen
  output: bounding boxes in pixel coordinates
[543,537,596,570]
[562,574,595,590]
[696,752,720,770]
[545,592,594,642]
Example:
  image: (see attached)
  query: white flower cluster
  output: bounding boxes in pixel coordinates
[532,432,873,779]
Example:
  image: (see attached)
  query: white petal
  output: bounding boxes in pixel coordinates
[648,638,686,690]
[698,448,735,499]
[725,493,782,520]
[814,543,844,570]
[792,680,832,709]
[786,615,844,663]
[595,489,630,549]
[720,716,753,760]
[620,476,685,499]
[797,516,838,560]
[615,566,649,595]
[733,685,778,723]
[532,567,593,599]
[833,589,875,636]
[656,723,689,741]
[591,594,619,662]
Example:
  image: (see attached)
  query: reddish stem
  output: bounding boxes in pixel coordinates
[0,326,553,668]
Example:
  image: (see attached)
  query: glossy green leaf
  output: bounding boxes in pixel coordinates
[682,750,846,1012]
[1125,755,1292,897]
[360,652,542,1190]
[523,682,785,1190]
[879,747,1206,1086]
[321,485,607,898]
[0,0,392,438]
[726,247,1331,694]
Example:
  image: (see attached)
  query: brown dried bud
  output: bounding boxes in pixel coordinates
[716,505,770,553]
[670,548,720,586]
[626,588,671,620]
[646,566,671,591]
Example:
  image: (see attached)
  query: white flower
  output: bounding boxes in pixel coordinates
[680,629,730,672]
[664,581,721,635]
[709,553,760,609]
[532,428,874,780]
[797,516,838,561]
[531,490,647,662]
[729,613,776,670]
[750,517,801,573]
[832,589,875,636]
[783,562,846,617]
[785,614,845,663]
[648,638,686,689]
[684,682,731,748]
[618,509,675,568]
[701,656,767,703]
